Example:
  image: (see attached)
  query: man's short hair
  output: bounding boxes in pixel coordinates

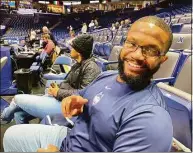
[132,16,173,53]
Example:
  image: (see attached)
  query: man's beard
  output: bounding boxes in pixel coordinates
[118,56,160,91]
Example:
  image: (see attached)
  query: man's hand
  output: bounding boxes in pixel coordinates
[48,83,59,97]
[37,144,59,152]
[61,95,88,118]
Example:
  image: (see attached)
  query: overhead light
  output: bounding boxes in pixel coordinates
[63,1,81,5]
[90,0,99,3]
[38,1,49,4]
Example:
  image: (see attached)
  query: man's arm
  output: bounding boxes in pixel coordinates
[113,106,173,152]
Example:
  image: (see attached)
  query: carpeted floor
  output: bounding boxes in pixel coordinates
[0,83,45,152]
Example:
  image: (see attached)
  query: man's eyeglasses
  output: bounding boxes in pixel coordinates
[124,41,165,58]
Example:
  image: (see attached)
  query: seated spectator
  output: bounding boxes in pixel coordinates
[1,35,100,125]
[119,20,125,30]
[115,21,120,29]
[41,34,55,55]
[3,16,173,152]
[81,23,87,34]
[37,26,57,47]
[124,18,131,28]
[89,20,95,31]
[69,29,75,38]
[28,30,37,47]
[111,23,116,31]
[94,19,99,29]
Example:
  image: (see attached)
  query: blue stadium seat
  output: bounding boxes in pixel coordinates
[174,51,192,94]
[157,82,192,150]
[170,33,191,50]
[178,17,192,24]
[180,24,192,34]
[43,55,72,80]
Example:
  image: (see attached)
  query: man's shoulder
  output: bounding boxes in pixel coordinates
[96,70,118,80]
[120,83,168,117]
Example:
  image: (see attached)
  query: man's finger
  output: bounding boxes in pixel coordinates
[37,148,47,152]
[47,144,59,151]
[70,108,78,116]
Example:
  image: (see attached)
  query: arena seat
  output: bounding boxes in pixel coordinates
[112,36,123,45]
[94,45,122,71]
[171,23,183,33]
[43,55,72,80]
[180,24,192,33]
[153,51,181,81]
[174,51,192,94]
[157,82,192,150]
[170,33,191,50]
[178,16,192,24]
[171,18,179,24]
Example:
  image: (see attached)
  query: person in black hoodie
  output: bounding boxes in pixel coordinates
[1,35,101,124]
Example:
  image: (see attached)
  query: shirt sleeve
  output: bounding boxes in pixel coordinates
[113,105,173,152]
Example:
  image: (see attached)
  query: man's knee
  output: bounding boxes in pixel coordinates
[14,94,25,104]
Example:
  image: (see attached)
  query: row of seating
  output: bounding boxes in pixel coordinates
[172,23,191,33]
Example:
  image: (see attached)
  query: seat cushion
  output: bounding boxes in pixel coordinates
[44,73,67,80]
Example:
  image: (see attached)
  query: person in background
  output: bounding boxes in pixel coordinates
[94,19,99,29]
[119,20,125,30]
[88,20,95,32]
[69,25,73,31]
[3,16,173,152]
[111,23,116,31]
[1,34,100,125]
[28,30,37,47]
[42,26,57,46]
[81,23,87,34]
[69,29,75,38]
[36,26,57,47]
[115,21,120,29]
[124,18,131,28]
[41,34,55,55]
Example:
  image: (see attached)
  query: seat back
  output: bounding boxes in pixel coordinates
[106,46,122,70]
[180,24,191,33]
[157,83,192,150]
[54,55,72,66]
[171,18,179,24]
[153,51,181,79]
[93,43,112,60]
[112,36,122,45]
[174,54,192,94]
[170,33,191,50]
[171,24,183,33]
[178,17,192,24]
